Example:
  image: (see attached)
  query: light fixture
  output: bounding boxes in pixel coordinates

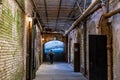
[28,17,32,22]
[42,38,44,41]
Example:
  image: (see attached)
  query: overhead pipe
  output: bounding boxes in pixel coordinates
[37,18,43,31]
[64,0,101,36]
[85,3,102,18]
[15,0,25,13]
[75,3,101,21]
[31,0,37,9]
[104,8,120,18]
[31,0,43,31]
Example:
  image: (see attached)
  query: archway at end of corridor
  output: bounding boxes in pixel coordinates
[43,40,65,62]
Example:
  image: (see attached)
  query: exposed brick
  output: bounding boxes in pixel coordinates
[0,0,24,80]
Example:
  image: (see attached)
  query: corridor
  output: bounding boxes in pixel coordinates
[34,63,87,80]
[1,0,120,80]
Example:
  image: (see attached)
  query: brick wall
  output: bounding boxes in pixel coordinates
[0,0,24,80]
[24,0,34,79]
[34,25,42,70]
[68,29,78,64]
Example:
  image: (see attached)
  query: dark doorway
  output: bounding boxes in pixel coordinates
[44,40,65,62]
[74,43,80,72]
[68,39,72,63]
[89,35,108,80]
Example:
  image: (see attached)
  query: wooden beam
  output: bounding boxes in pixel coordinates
[32,0,44,31]
[44,0,49,28]
[55,0,62,30]
[64,0,80,29]
[68,0,79,17]
[77,1,83,14]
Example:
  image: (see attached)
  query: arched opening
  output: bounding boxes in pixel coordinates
[43,40,65,62]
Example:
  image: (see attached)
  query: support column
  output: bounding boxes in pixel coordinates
[99,16,113,80]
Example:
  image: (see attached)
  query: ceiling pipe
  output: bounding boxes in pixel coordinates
[31,0,43,31]
[37,18,43,31]
[31,0,37,9]
[64,0,101,36]
[14,0,25,13]
[104,8,120,18]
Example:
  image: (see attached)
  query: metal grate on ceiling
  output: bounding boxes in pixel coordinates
[33,0,92,33]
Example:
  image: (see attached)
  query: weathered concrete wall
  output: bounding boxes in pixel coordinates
[86,8,103,76]
[110,1,120,80]
[67,0,120,80]
[79,25,85,72]
[84,1,120,80]
[112,13,120,80]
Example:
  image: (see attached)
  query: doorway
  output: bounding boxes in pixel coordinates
[43,40,65,62]
[89,35,108,80]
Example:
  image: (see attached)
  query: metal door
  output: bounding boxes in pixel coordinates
[89,35,108,80]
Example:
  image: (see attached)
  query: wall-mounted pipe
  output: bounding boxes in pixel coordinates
[31,0,43,31]
[31,0,37,9]
[104,8,120,18]
[15,0,25,13]
[64,0,101,36]
[37,18,43,31]
[85,3,102,18]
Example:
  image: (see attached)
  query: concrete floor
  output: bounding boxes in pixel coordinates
[34,62,88,80]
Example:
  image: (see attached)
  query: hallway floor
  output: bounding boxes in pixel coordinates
[34,62,88,80]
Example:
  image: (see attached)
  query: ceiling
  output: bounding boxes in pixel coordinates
[33,0,92,33]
